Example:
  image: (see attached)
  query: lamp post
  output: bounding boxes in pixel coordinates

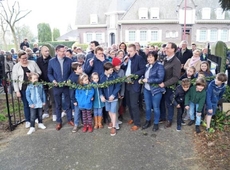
[183,0,187,40]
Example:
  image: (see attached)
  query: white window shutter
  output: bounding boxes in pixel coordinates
[158,30,162,42]
[196,29,200,41]
[125,30,129,42]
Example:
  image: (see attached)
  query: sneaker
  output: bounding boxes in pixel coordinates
[108,122,113,129]
[117,120,122,125]
[181,120,186,126]
[72,126,78,133]
[35,119,38,124]
[27,127,35,135]
[38,123,46,129]
[187,120,195,126]
[88,125,93,133]
[110,127,116,136]
[115,123,120,130]
[25,122,31,128]
[196,125,201,133]
[61,111,66,118]
[42,113,49,119]
[206,128,210,132]
[183,114,190,121]
[52,115,57,122]
[177,125,181,131]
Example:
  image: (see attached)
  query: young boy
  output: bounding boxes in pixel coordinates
[100,62,121,136]
[171,78,191,131]
[185,77,206,133]
[68,62,83,132]
[206,72,227,131]
[180,66,196,80]
[112,57,125,129]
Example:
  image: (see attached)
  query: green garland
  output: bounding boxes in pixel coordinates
[11,74,139,90]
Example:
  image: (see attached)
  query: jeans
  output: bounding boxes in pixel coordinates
[43,88,55,115]
[94,108,102,116]
[177,103,184,126]
[189,102,201,125]
[160,87,174,122]
[20,90,30,122]
[30,108,42,127]
[144,88,162,124]
[74,105,80,126]
[53,86,72,123]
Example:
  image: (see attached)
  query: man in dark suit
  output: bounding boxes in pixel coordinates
[122,44,146,131]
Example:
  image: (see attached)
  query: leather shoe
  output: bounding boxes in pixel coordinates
[68,121,74,126]
[142,120,151,129]
[56,123,62,131]
[128,120,133,125]
[159,119,166,124]
[131,125,139,131]
[187,120,195,126]
[164,121,172,128]
[152,124,159,131]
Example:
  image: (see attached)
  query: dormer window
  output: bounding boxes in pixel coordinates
[138,8,148,19]
[216,8,225,19]
[202,8,211,19]
[150,7,159,19]
[90,14,98,24]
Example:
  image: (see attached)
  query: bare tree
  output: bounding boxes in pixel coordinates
[0,0,31,51]
[0,16,8,50]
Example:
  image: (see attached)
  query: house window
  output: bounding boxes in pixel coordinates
[220,29,228,42]
[166,31,170,38]
[202,8,211,19]
[171,31,178,38]
[138,8,148,19]
[86,33,93,43]
[90,14,98,24]
[96,33,102,42]
[151,30,158,41]
[128,31,136,41]
[199,29,207,42]
[210,29,218,42]
[140,31,147,41]
[150,7,159,19]
[216,8,225,19]
[179,9,195,24]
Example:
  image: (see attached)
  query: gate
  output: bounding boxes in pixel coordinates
[0,56,24,131]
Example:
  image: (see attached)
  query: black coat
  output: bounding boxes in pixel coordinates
[36,55,52,82]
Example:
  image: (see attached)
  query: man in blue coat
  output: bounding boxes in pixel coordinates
[48,45,74,130]
[122,44,146,131]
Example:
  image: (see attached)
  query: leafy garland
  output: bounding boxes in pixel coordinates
[11,74,139,90]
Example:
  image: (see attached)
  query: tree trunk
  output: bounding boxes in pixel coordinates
[10,26,19,52]
[2,32,7,50]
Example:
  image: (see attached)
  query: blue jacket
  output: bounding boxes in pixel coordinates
[75,86,94,109]
[100,73,121,100]
[84,56,109,76]
[206,80,226,110]
[26,84,46,108]
[68,72,80,103]
[122,53,146,92]
[144,62,166,95]
[48,56,72,82]
[92,82,105,109]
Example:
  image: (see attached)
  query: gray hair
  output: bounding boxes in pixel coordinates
[76,53,85,60]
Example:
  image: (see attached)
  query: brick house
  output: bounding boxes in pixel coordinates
[59,0,230,47]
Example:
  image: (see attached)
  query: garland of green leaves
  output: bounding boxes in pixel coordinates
[11,74,139,89]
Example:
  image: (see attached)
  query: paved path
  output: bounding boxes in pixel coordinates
[0,115,200,170]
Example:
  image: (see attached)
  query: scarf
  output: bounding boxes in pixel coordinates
[189,57,200,67]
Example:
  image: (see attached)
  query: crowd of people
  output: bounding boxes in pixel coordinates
[0,39,229,136]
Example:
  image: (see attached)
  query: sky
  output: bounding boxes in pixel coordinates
[14,0,77,35]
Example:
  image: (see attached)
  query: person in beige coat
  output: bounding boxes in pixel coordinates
[184,49,202,73]
[12,51,41,128]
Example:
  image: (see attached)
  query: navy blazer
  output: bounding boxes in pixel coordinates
[48,56,72,83]
[122,53,146,92]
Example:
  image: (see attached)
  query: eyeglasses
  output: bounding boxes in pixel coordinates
[20,57,28,60]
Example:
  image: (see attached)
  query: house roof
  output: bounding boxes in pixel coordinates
[56,30,78,41]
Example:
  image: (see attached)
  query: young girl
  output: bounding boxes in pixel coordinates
[75,74,94,133]
[195,61,213,84]
[185,77,206,133]
[91,72,104,129]
[180,66,196,80]
[26,73,46,135]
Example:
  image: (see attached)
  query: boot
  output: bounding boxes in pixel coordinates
[152,124,159,132]
[196,125,201,133]
[98,116,103,128]
[94,116,98,129]
[88,125,93,133]
[82,125,88,133]
[142,120,151,129]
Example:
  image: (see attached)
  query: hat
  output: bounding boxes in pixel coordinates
[112,57,121,66]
